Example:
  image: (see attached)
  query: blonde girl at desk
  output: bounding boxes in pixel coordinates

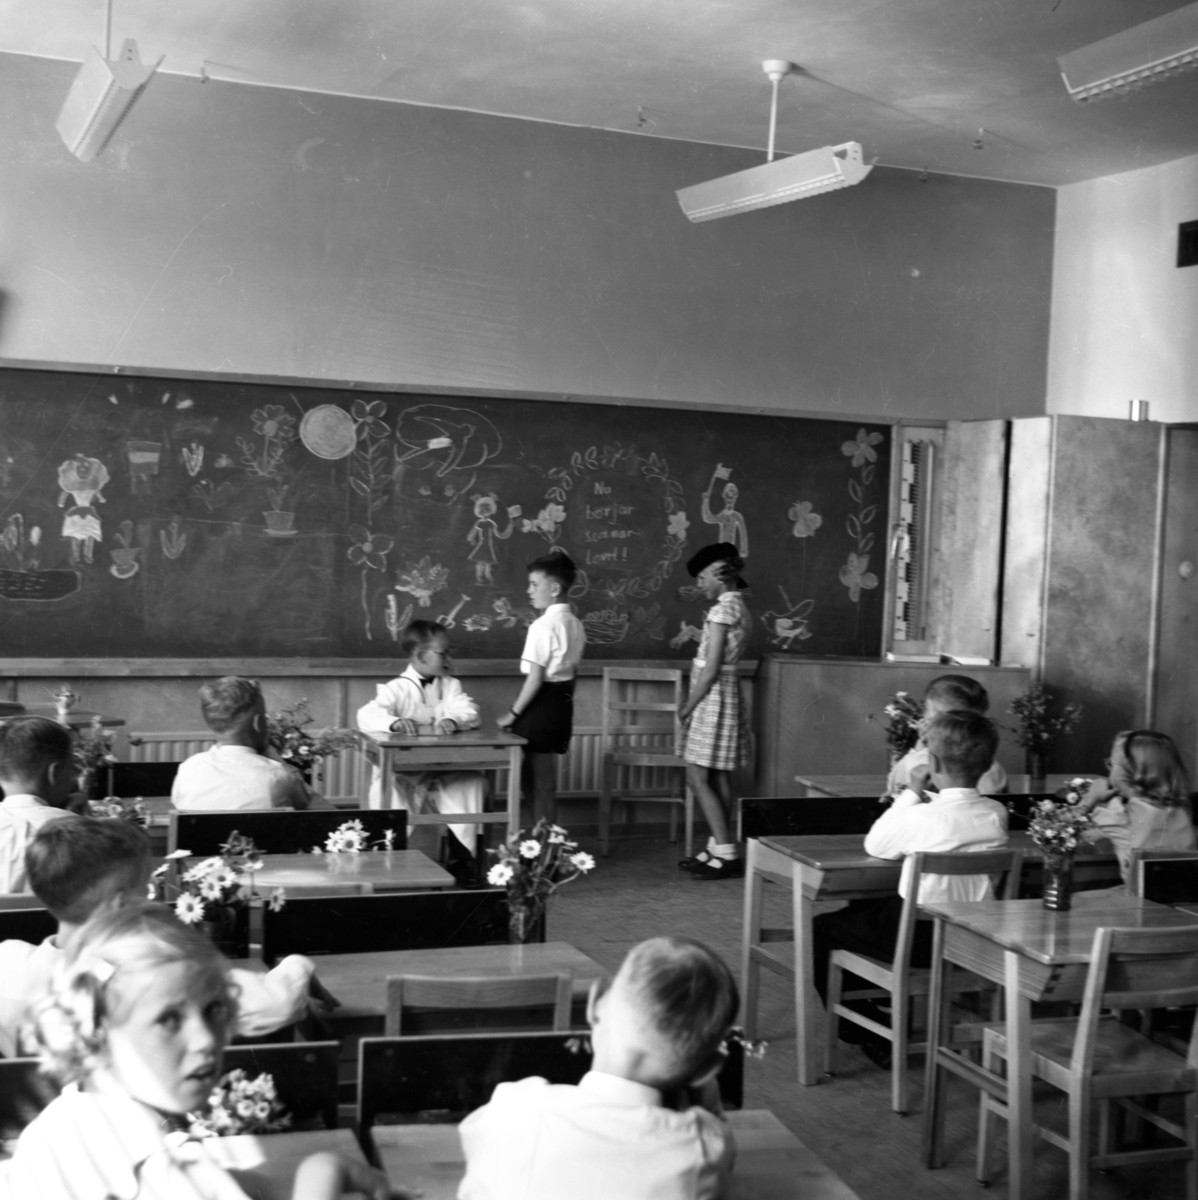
[676,542,752,882]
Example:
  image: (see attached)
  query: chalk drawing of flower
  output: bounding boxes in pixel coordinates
[841,429,883,468]
[351,399,389,439]
[463,613,493,631]
[839,552,879,602]
[347,525,394,571]
[788,501,822,538]
[395,556,450,607]
[251,405,297,442]
[667,511,689,540]
[521,503,566,542]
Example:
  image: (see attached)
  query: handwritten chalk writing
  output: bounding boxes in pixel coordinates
[585,547,631,564]
[585,503,634,523]
[583,529,640,542]
[594,482,610,495]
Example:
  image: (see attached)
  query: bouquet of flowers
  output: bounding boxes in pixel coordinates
[1009,684,1083,760]
[87,797,149,825]
[152,832,286,926]
[71,717,118,796]
[1027,797,1095,859]
[873,690,923,759]
[486,819,596,905]
[312,818,398,854]
[188,1069,291,1137]
[265,699,359,777]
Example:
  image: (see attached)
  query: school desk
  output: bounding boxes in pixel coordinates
[203,1127,366,1200]
[252,850,453,894]
[372,1109,863,1200]
[920,893,1197,1200]
[739,832,1118,1086]
[794,773,1077,798]
[356,728,525,840]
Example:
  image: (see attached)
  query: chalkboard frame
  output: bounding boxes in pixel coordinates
[0,359,901,665]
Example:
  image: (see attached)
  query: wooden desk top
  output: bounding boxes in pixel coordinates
[922,892,1198,965]
[358,728,526,749]
[0,706,125,730]
[253,850,453,892]
[310,941,605,1014]
[794,773,1081,797]
[203,1128,365,1200]
[373,1110,861,1200]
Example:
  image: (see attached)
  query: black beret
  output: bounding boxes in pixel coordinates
[686,542,740,577]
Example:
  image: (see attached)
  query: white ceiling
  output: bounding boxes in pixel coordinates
[5,0,1198,187]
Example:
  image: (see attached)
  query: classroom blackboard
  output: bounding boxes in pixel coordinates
[0,367,890,660]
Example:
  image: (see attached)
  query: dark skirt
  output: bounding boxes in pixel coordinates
[512,679,575,754]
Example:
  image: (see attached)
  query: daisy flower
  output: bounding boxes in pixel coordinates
[487,863,515,886]
[175,894,205,925]
[268,888,286,913]
[519,840,542,859]
[570,852,596,873]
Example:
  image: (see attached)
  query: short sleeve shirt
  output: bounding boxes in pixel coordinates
[520,604,586,682]
[171,745,309,811]
[696,591,750,667]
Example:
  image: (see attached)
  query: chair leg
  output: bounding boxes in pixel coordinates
[975,1036,1000,1185]
[1185,1092,1197,1200]
[599,759,613,857]
[668,800,679,844]
[891,993,908,1115]
[824,959,843,1076]
[1068,1085,1092,1200]
[684,786,694,858]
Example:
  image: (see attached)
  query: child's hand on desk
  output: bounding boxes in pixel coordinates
[436,718,458,734]
[293,1151,420,1200]
[497,710,516,730]
[389,718,419,735]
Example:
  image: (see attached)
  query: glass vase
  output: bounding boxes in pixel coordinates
[507,898,544,945]
[1027,750,1047,783]
[1041,853,1074,912]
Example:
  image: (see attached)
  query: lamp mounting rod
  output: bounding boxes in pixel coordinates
[761,59,796,163]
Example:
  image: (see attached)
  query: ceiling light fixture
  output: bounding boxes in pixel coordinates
[55,0,162,162]
[676,60,872,223]
[1059,1,1198,102]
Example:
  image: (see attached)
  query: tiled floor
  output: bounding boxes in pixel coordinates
[550,833,1190,1200]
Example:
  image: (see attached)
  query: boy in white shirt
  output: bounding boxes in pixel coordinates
[173,676,317,811]
[497,552,586,825]
[886,674,1008,798]
[0,817,323,1057]
[358,620,485,857]
[458,936,737,1200]
[0,716,76,894]
[816,709,1009,1064]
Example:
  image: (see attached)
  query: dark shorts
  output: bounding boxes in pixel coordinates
[512,679,575,754]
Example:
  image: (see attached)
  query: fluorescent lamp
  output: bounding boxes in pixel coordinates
[1059,1,1198,102]
[56,38,162,162]
[677,141,873,222]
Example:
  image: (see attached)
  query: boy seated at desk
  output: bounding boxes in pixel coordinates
[458,936,738,1200]
[357,620,485,863]
[0,716,78,894]
[886,673,1008,798]
[815,709,1009,1066]
[0,816,326,1057]
[173,676,320,812]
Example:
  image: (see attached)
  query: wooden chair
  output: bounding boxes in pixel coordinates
[102,760,180,798]
[976,923,1198,1200]
[825,848,1023,1115]
[169,809,408,855]
[383,971,572,1036]
[1131,850,1198,904]
[0,907,56,944]
[599,667,693,857]
[221,1041,341,1130]
[738,795,882,840]
[261,889,513,961]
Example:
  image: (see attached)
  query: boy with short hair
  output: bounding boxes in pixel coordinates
[172,676,316,811]
[0,716,78,893]
[0,817,323,1056]
[497,551,586,825]
[458,936,738,1200]
[886,674,1008,797]
[816,709,1010,1063]
[357,620,485,855]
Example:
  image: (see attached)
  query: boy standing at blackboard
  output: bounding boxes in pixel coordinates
[498,552,586,825]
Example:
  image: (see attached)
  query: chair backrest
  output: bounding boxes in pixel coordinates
[357,1031,744,1130]
[601,667,684,745]
[1074,924,1198,1072]
[0,907,57,945]
[104,761,180,799]
[221,1041,340,1130]
[738,795,882,840]
[170,809,408,855]
[0,1059,57,1143]
[894,849,1024,968]
[261,888,513,961]
[384,971,573,1036]
[1130,851,1198,903]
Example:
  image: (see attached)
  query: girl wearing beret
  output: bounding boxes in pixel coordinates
[677,542,752,880]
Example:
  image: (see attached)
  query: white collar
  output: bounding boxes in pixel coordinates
[543,603,570,615]
[400,665,438,687]
[927,787,983,803]
[579,1070,663,1108]
[0,793,50,808]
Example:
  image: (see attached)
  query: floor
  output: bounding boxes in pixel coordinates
[549,833,1189,1200]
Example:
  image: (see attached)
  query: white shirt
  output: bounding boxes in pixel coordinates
[171,745,311,811]
[458,1071,733,1200]
[0,934,315,1057]
[887,744,1008,797]
[0,795,73,894]
[864,786,1010,903]
[357,667,480,734]
[520,604,586,682]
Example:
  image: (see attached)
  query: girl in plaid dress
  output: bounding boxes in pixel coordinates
[677,542,751,881]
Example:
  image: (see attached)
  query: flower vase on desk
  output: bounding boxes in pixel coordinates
[507,899,543,945]
[1027,750,1047,784]
[1041,853,1074,911]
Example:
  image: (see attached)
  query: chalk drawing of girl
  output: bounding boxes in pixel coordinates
[700,464,749,557]
[57,455,110,565]
[466,493,521,585]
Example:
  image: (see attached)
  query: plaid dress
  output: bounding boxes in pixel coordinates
[679,589,751,771]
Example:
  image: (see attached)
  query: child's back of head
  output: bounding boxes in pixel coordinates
[0,716,73,794]
[199,675,263,737]
[26,816,151,927]
[925,710,999,788]
[925,674,990,715]
[1109,729,1191,807]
